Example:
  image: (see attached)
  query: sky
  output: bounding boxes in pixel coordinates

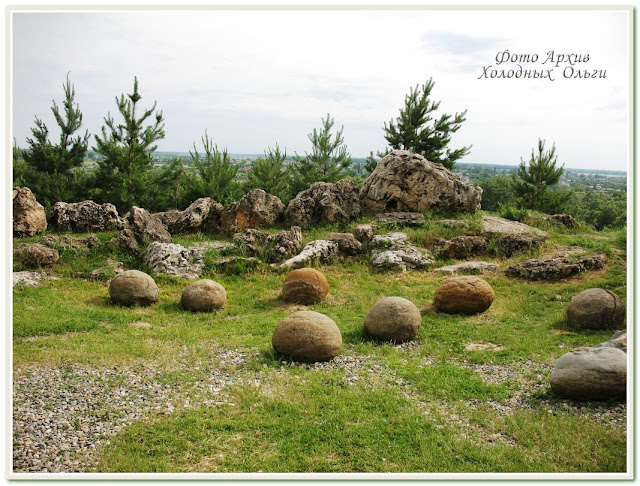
[10,7,632,171]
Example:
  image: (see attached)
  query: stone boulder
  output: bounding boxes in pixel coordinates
[435,261,499,276]
[567,288,625,330]
[545,213,577,229]
[282,268,330,305]
[369,232,434,272]
[550,347,626,401]
[13,187,47,236]
[364,296,422,342]
[285,179,360,228]
[234,227,303,262]
[13,271,57,287]
[89,258,125,281]
[181,279,226,312]
[272,311,342,362]
[328,233,363,256]
[497,234,543,258]
[376,212,424,227]
[505,252,607,281]
[481,216,547,238]
[143,242,205,280]
[42,234,100,251]
[49,200,123,233]
[359,150,482,214]
[221,189,284,234]
[117,206,172,253]
[353,224,377,243]
[595,330,627,353]
[14,243,59,268]
[434,276,495,315]
[280,240,339,270]
[154,198,224,234]
[109,270,158,306]
[433,236,487,259]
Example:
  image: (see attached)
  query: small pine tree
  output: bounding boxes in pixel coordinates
[383,78,469,169]
[290,114,352,194]
[92,76,165,213]
[180,131,240,206]
[511,139,571,213]
[245,144,291,202]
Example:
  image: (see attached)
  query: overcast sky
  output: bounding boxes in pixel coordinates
[11,7,631,170]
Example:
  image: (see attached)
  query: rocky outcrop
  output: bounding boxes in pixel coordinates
[369,232,434,272]
[143,242,205,280]
[505,252,607,281]
[14,243,59,268]
[221,189,284,233]
[359,150,482,214]
[433,236,487,259]
[376,212,424,227]
[481,216,547,238]
[153,198,223,234]
[567,288,625,330]
[13,187,47,236]
[117,206,172,253]
[497,234,543,258]
[49,200,123,233]
[285,179,360,228]
[280,240,339,270]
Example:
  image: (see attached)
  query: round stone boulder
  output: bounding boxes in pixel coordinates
[364,296,422,342]
[109,270,158,306]
[181,279,226,312]
[433,276,495,315]
[567,288,625,330]
[281,268,329,305]
[272,311,342,362]
[550,346,626,401]
[181,279,227,312]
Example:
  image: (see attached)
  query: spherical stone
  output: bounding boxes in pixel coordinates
[109,270,158,306]
[567,288,625,330]
[282,268,329,305]
[181,279,226,312]
[272,311,342,362]
[364,296,422,342]
[550,346,626,401]
[433,276,495,315]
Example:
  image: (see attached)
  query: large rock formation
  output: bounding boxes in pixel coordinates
[143,242,205,280]
[49,200,123,233]
[153,198,223,234]
[280,240,339,270]
[285,179,360,228]
[13,187,47,236]
[117,206,172,253]
[359,150,482,214]
[221,189,285,233]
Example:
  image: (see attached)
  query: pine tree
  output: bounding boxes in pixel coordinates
[21,74,89,206]
[290,114,352,194]
[92,76,165,213]
[245,144,291,202]
[180,131,240,206]
[511,139,571,213]
[383,78,469,170]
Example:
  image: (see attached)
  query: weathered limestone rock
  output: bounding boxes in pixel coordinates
[434,276,495,315]
[285,179,360,228]
[109,270,158,306]
[282,268,330,305]
[369,232,434,272]
[567,288,625,330]
[353,224,378,243]
[481,216,547,238]
[359,150,482,214]
[181,279,226,312]
[221,189,284,233]
[13,271,57,287]
[42,234,100,251]
[154,198,224,234]
[14,243,59,268]
[272,311,342,362]
[364,296,422,342]
[117,206,172,253]
[550,347,626,401]
[49,200,122,233]
[497,234,543,258]
[143,242,205,280]
[435,261,499,276]
[595,330,627,353]
[545,213,578,229]
[433,236,487,259]
[435,219,470,230]
[234,226,303,262]
[505,253,607,281]
[89,258,125,281]
[376,212,424,227]
[280,240,339,270]
[328,232,363,256]
[13,187,47,236]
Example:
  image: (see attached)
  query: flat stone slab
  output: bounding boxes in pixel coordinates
[13,271,57,287]
[435,261,499,275]
[481,216,547,238]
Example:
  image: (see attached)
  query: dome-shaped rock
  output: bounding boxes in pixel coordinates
[282,268,329,305]
[109,270,158,306]
[567,288,625,330]
[434,276,495,315]
[181,279,226,312]
[550,346,626,401]
[272,311,342,362]
[364,296,422,342]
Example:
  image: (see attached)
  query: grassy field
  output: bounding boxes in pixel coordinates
[12,212,628,474]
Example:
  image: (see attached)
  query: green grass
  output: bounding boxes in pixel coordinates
[12,212,628,473]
